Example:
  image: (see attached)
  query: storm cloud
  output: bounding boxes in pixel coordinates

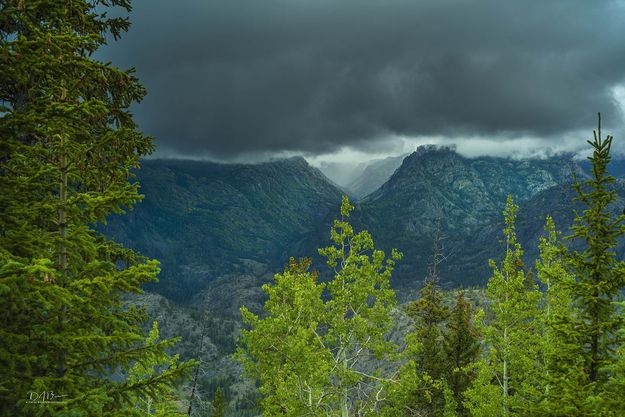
[102,0,625,158]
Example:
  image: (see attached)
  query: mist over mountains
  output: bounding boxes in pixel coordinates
[104,145,625,308]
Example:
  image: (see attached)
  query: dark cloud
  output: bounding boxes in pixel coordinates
[100,0,625,158]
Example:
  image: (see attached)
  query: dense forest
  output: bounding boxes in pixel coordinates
[2,1,625,417]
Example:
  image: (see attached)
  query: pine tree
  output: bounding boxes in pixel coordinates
[408,279,449,378]
[0,2,193,415]
[126,322,187,417]
[411,226,449,380]
[464,196,542,416]
[403,226,451,416]
[536,114,625,415]
[568,114,625,385]
[211,387,227,417]
[237,197,402,416]
[444,291,480,417]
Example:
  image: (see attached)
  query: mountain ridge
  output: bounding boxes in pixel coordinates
[105,146,625,305]
[105,156,343,301]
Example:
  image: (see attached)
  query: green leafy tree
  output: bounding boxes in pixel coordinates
[464,196,542,416]
[237,257,329,416]
[237,197,402,416]
[0,1,193,415]
[530,217,584,416]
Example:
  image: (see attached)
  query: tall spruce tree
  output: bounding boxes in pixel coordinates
[537,114,625,415]
[404,226,451,416]
[410,226,449,381]
[569,114,625,385]
[0,1,192,415]
[464,196,542,416]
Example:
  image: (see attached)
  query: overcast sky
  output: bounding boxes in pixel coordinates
[100,0,625,166]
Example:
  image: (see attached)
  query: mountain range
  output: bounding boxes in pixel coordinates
[104,145,625,307]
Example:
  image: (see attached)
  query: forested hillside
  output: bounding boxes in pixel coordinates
[104,157,342,301]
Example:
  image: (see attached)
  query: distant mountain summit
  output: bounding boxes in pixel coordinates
[354,145,589,287]
[362,145,582,232]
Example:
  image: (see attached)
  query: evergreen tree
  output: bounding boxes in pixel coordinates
[444,291,480,417]
[403,227,451,416]
[568,114,625,386]
[603,301,625,415]
[126,322,187,417]
[0,1,193,415]
[383,227,478,417]
[408,279,449,379]
[536,114,625,415]
[464,196,542,416]
[211,387,227,417]
[410,226,449,381]
[237,197,402,416]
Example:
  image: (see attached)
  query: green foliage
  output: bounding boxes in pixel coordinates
[401,265,450,416]
[237,196,402,416]
[211,387,227,417]
[408,280,450,381]
[530,217,586,416]
[125,322,187,417]
[464,196,542,416]
[531,115,625,415]
[602,302,625,415]
[386,281,479,416]
[568,114,625,384]
[237,257,329,416]
[0,1,193,415]
[444,291,480,417]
